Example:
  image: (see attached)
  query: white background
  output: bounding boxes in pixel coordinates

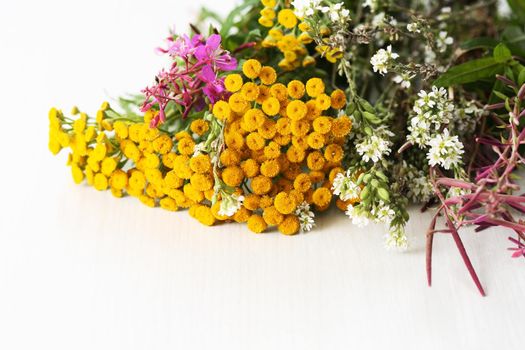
[0,1,523,349]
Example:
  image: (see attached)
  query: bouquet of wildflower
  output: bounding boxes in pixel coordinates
[48,0,525,295]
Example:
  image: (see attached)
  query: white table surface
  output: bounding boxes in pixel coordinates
[1,1,523,349]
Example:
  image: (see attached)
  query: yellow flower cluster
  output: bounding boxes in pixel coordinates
[49,105,217,214]
[49,59,353,235]
[258,0,315,70]
[212,59,352,234]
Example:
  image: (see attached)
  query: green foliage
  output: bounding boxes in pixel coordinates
[434,43,516,87]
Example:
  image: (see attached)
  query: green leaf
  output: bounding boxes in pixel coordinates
[518,67,525,86]
[502,26,525,57]
[493,90,509,100]
[460,37,499,51]
[377,188,390,203]
[433,57,504,87]
[493,43,512,63]
[507,0,525,21]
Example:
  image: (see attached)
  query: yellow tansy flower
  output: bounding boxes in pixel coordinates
[278,215,300,235]
[251,175,273,195]
[247,214,267,233]
[306,78,325,97]
[225,74,243,92]
[242,59,262,79]
[277,9,297,29]
[222,166,244,187]
[213,100,232,121]
[263,206,284,225]
[287,80,305,99]
[330,89,347,109]
[262,97,280,116]
[259,66,277,85]
[286,100,307,120]
[241,82,260,101]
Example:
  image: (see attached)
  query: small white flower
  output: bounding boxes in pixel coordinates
[424,45,437,64]
[406,22,420,33]
[436,31,454,52]
[408,86,456,147]
[218,193,244,217]
[371,12,386,28]
[345,204,370,227]
[370,45,399,75]
[426,129,464,170]
[295,202,315,232]
[384,225,408,250]
[331,170,361,201]
[318,2,350,24]
[404,163,433,203]
[372,201,395,225]
[356,134,392,163]
[291,0,321,18]
[392,74,413,89]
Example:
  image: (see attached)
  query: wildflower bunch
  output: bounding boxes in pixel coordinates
[142,33,236,127]
[48,0,525,294]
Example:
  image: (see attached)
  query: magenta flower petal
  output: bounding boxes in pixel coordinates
[206,34,221,50]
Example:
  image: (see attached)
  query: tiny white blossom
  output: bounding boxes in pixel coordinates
[371,12,386,27]
[437,6,452,21]
[291,0,321,17]
[319,2,351,24]
[426,129,464,170]
[295,202,315,232]
[408,86,455,147]
[331,170,361,201]
[372,201,395,225]
[370,45,399,75]
[356,134,392,163]
[218,193,244,217]
[392,73,413,89]
[406,22,420,33]
[424,45,437,64]
[384,225,408,250]
[436,31,454,52]
[345,204,370,227]
[404,163,433,203]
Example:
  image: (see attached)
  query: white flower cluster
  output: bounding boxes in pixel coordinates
[384,225,408,250]
[404,163,433,203]
[426,129,464,170]
[292,0,350,24]
[407,87,464,170]
[331,170,361,201]
[370,45,399,75]
[218,192,244,217]
[371,201,395,225]
[356,127,394,163]
[407,86,455,146]
[291,0,320,18]
[449,100,484,136]
[345,201,395,228]
[345,204,370,227]
[295,202,315,232]
[346,201,407,250]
